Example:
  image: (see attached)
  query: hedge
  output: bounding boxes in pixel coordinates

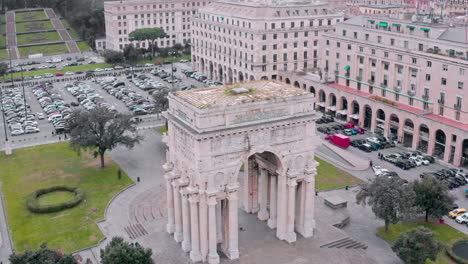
[26,185,84,214]
[446,240,468,264]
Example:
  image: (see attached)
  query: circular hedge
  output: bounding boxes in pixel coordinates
[26,185,84,214]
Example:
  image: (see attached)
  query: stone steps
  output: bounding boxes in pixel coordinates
[124,223,148,239]
[320,237,367,250]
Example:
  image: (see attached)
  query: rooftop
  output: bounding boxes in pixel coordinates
[173,81,309,109]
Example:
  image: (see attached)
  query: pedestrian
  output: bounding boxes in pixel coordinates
[64,134,67,139]
[52,131,55,136]
[59,136,61,141]
[369,160,373,167]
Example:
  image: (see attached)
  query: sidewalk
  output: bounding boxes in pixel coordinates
[0,186,13,263]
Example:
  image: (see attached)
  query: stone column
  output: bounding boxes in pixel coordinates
[258,168,269,221]
[397,120,405,143]
[299,172,316,238]
[208,197,220,264]
[165,175,175,234]
[411,124,420,150]
[383,115,391,140]
[199,194,209,262]
[216,202,222,243]
[181,189,191,252]
[189,194,202,262]
[427,130,436,156]
[358,105,366,127]
[226,188,239,260]
[370,110,377,134]
[443,134,453,163]
[285,178,297,243]
[267,174,277,229]
[172,182,183,242]
[276,172,287,241]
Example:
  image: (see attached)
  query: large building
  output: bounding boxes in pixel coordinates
[102,0,211,51]
[280,15,468,167]
[191,0,343,83]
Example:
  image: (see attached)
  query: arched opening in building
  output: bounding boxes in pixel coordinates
[375,109,385,136]
[327,93,337,117]
[350,100,360,124]
[209,62,214,80]
[403,119,414,148]
[293,81,300,88]
[389,114,399,142]
[201,58,205,76]
[363,105,372,129]
[285,78,291,84]
[317,90,326,112]
[337,97,348,121]
[417,124,430,153]
[309,86,315,97]
[238,72,244,83]
[218,65,224,82]
[462,139,468,168]
[434,130,446,159]
[261,76,268,80]
[250,75,255,81]
[228,68,233,84]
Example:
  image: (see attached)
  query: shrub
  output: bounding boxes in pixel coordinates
[26,185,84,213]
[446,239,468,264]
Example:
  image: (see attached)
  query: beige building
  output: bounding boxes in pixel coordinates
[191,0,343,83]
[163,81,320,263]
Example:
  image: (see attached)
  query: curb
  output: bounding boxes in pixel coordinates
[0,184,14,256]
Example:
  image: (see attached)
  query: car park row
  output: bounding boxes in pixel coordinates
[1,88,39,136]
[65,82,114,112]
[31,84,72,133]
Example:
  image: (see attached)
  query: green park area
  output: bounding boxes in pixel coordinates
[17,31,62,45]
[0,49,9,60]
[378,220,468,264]
[0,142,133,253]
[0,35,6,48]
[8,63,113,78]
[18,43,68,58]
[315,157,363,190]
[77,41,91,51]
[15,10,48,22]
[68,29,80,40]
[16,20,54,33]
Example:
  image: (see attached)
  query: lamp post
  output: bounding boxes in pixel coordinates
[169,50,176,91]
[20,65,27,119]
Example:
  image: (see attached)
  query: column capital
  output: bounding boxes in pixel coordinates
[226,183,240,192]
[188,194,200,203]
[177,178,190,187]
[207,196,217,206]
[163,161,174,173]
[287,178,298,187]
[304,175,315,183]
[304,167,317,175]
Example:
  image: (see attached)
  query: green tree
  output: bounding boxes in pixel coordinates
[129,28,167,58]
[0,62,9,77]
[392,226,442,264]
[413,176,455,222]
[67,107,142,168]
[102,50,125,64]
[123,44,143,66]
[356,176,416,232]
[152,88,169,116]
[9,243,77,264]
[100,237,154,264]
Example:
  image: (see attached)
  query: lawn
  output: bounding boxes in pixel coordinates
[38,191,76,206]
[315,157,363,191]
[156,126,168,133]
[61,19,71,29]
[0,23,5,34]
[0,14,4,23]
[17,31,62,45]
[137,54,191,64]
[77,41,91,51]
[10,63,114,78]
[0,142,133,253]
[68,29,80,40]
[15,10,48,21]
[18,43,68,58]
[0,49,9,60]
[377,220,468,264]
[16,21,54,33]
[0,35,6,48]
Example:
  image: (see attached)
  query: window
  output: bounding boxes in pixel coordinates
[283,43,287,49]
[294,42,298,48]
[404,41,408,48]
[426,74,431,81]
[377,36,382,43]
[441,78,447,85]
[418,43,424,51]
[354,32,357,39]
[347,55,351,61]
[443,64,448,71]
[359,47,363,52]
[273,34,277,39]
[359,57,364,64]
[427,61,432,67]
[262,34,267,40]
[384,63,389,70]
[336,42,341,48]
[397,65,403,73]
[384,52,388,58]
[342,30,346,36]
[390,38,395,46]
[458,82,464,89]
[371,49,375,55]
[304,41,308,47]
[456,97,462,108]
[347,44,351,50]
[273,44,277,50]
[371,60,376,67]
[365,34,369,40]
[412,58,417,64]
[460,68,465,76]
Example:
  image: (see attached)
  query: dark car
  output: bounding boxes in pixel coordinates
[423,155,435,163]
[395,159,411,170]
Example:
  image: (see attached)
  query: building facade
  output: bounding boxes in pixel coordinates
[191,0,343,83]
[163,81,319,263]
[279,15,468,167]
[102,0,210,51]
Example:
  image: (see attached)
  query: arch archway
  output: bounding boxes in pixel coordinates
[260,76,268,80]
[462,139,468,168]
[285,78,291,84]
[293,81,300,88]
[309,86,315,96]
[218,65,224,82]
[403,119,414,148]
[375,109,385,135]
[201,58,205,75]
[363,105,372,129]
[209,61,214,80]
[417,124,430,153]
[250,75,255,81]
[317,90,326,112]
[434,130,446,159]
[328,93,337,117]
[337,97,348,121]
[388,114,399,141]
[238,71,244,83]
[228,68,233,84]
[350,100,360,123]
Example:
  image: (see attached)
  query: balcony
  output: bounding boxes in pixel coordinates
[454,104,461,110]
[438,99,445,105]
[394,86,402,92]
[422,94,429,101]
[356,76,362,81]
[334,70,339,75]
[407,90,416,96]
[380,82,387,88]
[368,79,375,84]
[345,72,350,77]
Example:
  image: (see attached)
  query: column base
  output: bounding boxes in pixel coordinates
[285,232,297,243]
[190,250,202,262]
[181,240,191,252]
[174,231,183,243]
[208,253,220,264]
[299,227,314,238]
[267,218,277,229]
[226,249,239,260]
[166,224,174,234]
[257,210,269,221]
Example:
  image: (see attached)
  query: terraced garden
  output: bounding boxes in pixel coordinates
[16,20,55,33]
[15,10,48,22]
[0,49,9,60]
[77,41,91,51]
[18,43,69,58]
[17,31,61,45]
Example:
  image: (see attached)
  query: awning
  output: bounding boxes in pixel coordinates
[392,23,401,26]
[368,20,375,24]
[317,102,326,107]
[327,106,337,111]
[406,25,416,30]
[350,114,360,119]
[338,109,348,115]
[344,65,350,70]
[420,28,430,32]
[379,22,388,27]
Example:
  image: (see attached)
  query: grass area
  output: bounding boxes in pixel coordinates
[377,220,468,264]
[0,142,133,253]
[16,21,54,33]
[15,11,48,21]
[38,191,76,206]
[61,19,71,29]
[0,23,5,34]
[137,54,191,64]
[0,49,9,61]
[157,126,168,133]
[18,43,68,58]
[0,35,5,48]
[77,41,91,51]
[315,157,363,191]
[8,63,114,78]
[0,14,4,23]
[17,31,62,45]
[68,29,80,40]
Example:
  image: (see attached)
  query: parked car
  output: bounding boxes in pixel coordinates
[449,208,467,218]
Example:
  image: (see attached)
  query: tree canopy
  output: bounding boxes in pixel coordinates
[356,176,416,232]
[100,237,154,264]
[413,176,455,222]
[9,243,77,264]
[129,28,167,57]
[392,226,442,264]
[123,44,143,66]
[67,107,142,168]
[152,88,169,115]
[102,50,125,64]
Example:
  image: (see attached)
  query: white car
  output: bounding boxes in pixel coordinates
[372,165,390,176]
[94,68,104,72]
[114,65,124,70]
[145,63,153,67]
[44,73,54,78]
[37,113,45,120]
[409,157,422,166]
[416,157,429,165]
[65,71,74,75]
[34,75,42,79]
[11,129,24,136]
[179,59,189,63]
[456,213,468,224]
[105,68,113,71]
[366,137,380,144]
[25,126,40,133]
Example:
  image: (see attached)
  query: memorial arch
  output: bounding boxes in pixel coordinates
[163,81,320,263]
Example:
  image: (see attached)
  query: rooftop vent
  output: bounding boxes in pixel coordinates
[231,87,250,94]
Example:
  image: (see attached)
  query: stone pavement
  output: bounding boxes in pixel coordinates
[45,8,80,53]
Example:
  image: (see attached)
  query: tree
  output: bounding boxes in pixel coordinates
[356,176,416,232]
[152,88,169,115]
[102,50,125,64]
[0,62,9,77]
[123,44,143,66]
[100,237,154,264]
[392,226,442,264]
[413,176,455,222]
[129,28,167,58]
[67,107,142,168]
[9,243,77,264]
